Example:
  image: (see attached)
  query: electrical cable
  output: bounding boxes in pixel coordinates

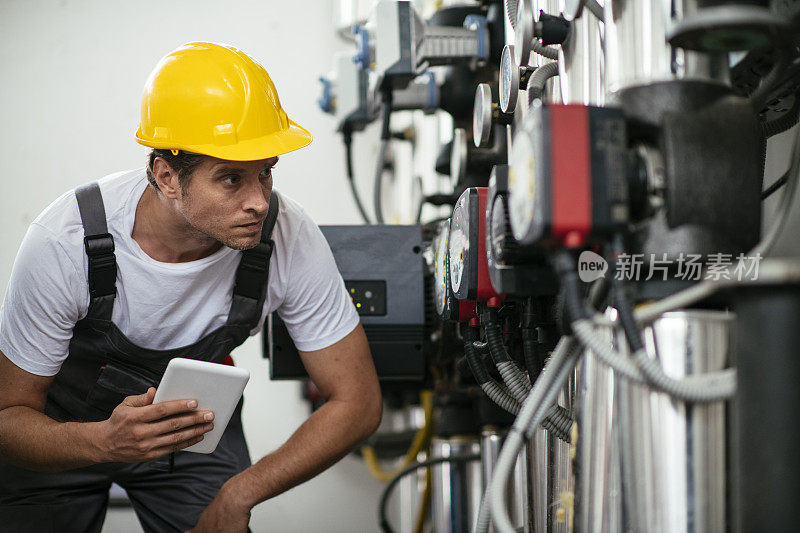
[750,53,790,113]
[362,391,433,483]
[413,463,431,533]
[527,61,559,106]
[762,167,790,199]
[466,335,522,415]
[610,237,736,401]
[482,309,531,403]
[557,252,736,402]
[505,0,519,30]
[750,118,800,257]
[379,454,481,533]
[374,90,393,224]
[472,331,572,443]
[475,335,581,533]
[532,39,559,60]
[584,0,604,20]
[343,126,373,224]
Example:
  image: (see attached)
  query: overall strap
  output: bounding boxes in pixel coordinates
[228,193,280,329]
[75,182,117,321]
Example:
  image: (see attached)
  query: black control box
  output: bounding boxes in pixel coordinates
[265,225,426,381]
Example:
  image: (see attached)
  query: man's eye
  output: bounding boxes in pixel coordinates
[223,175,241,185]
[260,169,273,180]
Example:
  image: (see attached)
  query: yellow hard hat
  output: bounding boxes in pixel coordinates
[135,42,312,160]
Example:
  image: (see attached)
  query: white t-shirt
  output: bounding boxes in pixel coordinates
[0,169,360,377]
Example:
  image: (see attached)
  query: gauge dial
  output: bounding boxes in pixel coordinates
[473,84,493,148]
[499,44,521,114]
[490,194,515,264]
[449,200,469,297]
[508,105,544,245]
[515,0,536,67]
[450,128,468,187]
[434,221,450,317]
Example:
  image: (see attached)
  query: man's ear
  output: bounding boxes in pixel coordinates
[152,157,181,199]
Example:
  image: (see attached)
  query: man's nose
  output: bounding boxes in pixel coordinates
[243,179,269,214]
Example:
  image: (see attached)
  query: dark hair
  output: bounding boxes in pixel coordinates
[146,149,207,192]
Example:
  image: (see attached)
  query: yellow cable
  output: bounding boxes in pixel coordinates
[413,464,432,533]
[362,390,434,483]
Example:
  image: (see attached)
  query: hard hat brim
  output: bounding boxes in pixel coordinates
[135,119,313,161]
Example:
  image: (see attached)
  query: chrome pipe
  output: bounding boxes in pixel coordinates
[431,436,483,533]
[527,428,549,533]
[603,0,729,97]
[481,427,529,532]
[615,310,731,532]
[558,3,604,106]
[574,339,624,532]
[549,375,575,532]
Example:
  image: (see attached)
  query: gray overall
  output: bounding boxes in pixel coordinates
[0,182,279,533]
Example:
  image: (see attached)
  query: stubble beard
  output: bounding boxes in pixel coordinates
[179,186,261,252]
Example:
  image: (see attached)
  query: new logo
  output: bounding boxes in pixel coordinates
[578,251,608,283]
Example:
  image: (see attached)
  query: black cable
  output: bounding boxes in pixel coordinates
[464,326,490,384]
[750,53,791,113]
[374,89,393,225]
[378,454,481,533]
[483,306,573,443]
[481,307,513,364]
[762,167,792,199]
[551,251,590,324]
[343,126,373,224]
[521,298,541,378]
[609,234,645,353]
[471,340,492,357]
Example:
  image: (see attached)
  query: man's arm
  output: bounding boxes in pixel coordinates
[0,350,215,471]
[194,322,381,531]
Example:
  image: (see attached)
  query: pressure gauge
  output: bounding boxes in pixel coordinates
[486,164,558,296]
[508,102,629,249]
[449,187,502,302]
[499,45,533,114]
[515,0,536,66]
[473,83,514,148]
[487,164,528,266]
[490,194,517,265]
[434,219,478,322]
[449,201,469,297]
[434,220,451,318]
[508,102,546,246]
[450,128,469,186]
[473,84,493,148]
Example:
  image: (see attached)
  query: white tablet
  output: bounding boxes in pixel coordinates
[153,358,250,454]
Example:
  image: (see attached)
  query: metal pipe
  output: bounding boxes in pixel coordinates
[733,286,800,533]
[431,436,483,533]
[614,310,731,532]
[603,0,729,97]
[574,316,623,532]
[481,427,529,532]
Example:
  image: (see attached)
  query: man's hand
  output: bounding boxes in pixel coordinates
[188,479,251,533]
[92,387,215,463]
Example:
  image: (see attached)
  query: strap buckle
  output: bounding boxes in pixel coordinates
[84,233,117,298]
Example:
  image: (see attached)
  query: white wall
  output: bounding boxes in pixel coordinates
[0,1,385,532]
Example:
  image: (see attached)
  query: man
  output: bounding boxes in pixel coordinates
[0,42,382,532]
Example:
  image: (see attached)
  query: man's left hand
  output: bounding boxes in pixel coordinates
[188,482,252,533]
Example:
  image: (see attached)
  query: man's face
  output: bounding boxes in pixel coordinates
[176,156,278,251]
